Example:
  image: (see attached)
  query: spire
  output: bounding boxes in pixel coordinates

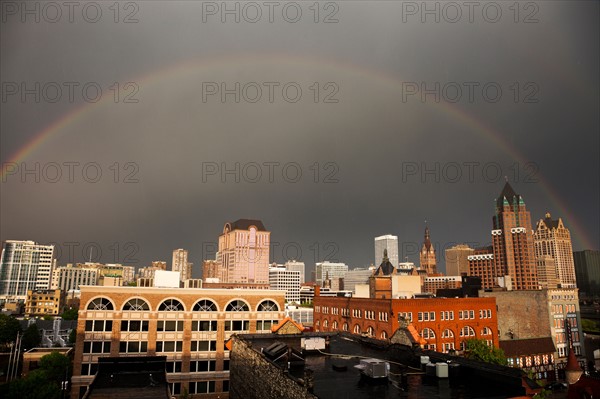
[423,223,432,251]
[383,248,389,262]
[496,181,521,208]
[565,320,583,384]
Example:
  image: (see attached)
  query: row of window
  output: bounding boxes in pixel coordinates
[86,319,275,333]
[87,297,280,312]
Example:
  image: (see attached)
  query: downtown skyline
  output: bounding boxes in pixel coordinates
[1,1,598,276]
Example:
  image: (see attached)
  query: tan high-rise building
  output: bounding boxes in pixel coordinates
[490,182,538,290]
[203,259,224,281]
[445,244,474,276]
[419,226,437,275]
[172,249,192,282]
[534,212,577,288]
[536,255,559,289]
[217,219,270,284]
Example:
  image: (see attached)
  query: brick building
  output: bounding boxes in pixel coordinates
[313,295,499,353]
[25,289,64,315]
[71,285,286,399]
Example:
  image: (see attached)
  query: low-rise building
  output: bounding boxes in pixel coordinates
[71,285,286,399]
[25,289,64,316]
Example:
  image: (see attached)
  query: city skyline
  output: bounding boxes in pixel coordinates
[1,2,598,278]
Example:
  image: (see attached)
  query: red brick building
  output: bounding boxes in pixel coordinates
[313,295,499,353]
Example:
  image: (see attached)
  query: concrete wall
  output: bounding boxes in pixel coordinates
[230,337,317,399]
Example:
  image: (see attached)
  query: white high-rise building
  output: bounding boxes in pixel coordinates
[172,249,192,282]
[51,264,99,291]
[315,261,348,287]
[285,260,305,283]
[269,266,301,303]
[374,235,399,267]
[0,240,55,304]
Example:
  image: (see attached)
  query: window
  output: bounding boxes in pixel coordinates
[119,341,147,353]
[170,383,181,395]
[192,320,218,332]
[166,361,182,373]
[223,380,229,392]
[257,320,278,331]
[87,297,114,311]
[191,340,217,351]
[190,360,216,372]
[469,310,475,319]
[189,381,216,394]
[381,331,388,340]
[83,341,111,353]
[85,320,113,332]
[158,299,184,311]
[342,323,349,332]
[460,326,475,337]
[353,325,360,334]
[156,341,183,352]
[421,328,435,339]
[80,363,98,376]
[366,326,374,337]
[121,320,149,332]
[225,320,249,331]
[193,299,217,312]
[442,329,454,338]
[481,327,492,336]
[226,300,249,312]
[122,298,149,311]
[157,320,184,332]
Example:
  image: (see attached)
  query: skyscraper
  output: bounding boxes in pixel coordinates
[534,212,577,288]
[573,250,600,296]
[490,182,538,290]
[419,225,437,275]
[217,219,270,284]
[445,244,474,276]
[172,249,192,281]
[374,235,398,267]
[0,240,55,304]
[285,260,305,284]
[315,261,348,287]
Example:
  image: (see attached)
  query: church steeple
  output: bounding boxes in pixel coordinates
[420,222,437,275]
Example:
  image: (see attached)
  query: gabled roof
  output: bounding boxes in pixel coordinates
[499,337,556,357]
[375,249,395,275]
[271,317,305,334]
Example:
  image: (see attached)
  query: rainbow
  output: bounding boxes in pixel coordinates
[0,53,595,249]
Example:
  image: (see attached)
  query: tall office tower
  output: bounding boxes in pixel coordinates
[285,260,305,284]
[573,250,600,296]
[202,260,224,281]
[445,244,475,276]
[0,240,55,304]
[315,261,348,287]
[536,255,559,289]
[419,226,437,275]
[269,266,301,303]
[491,182,538,290]
[534,212,577,288]
[172,249,192,282]
[217,219,270,284]
[374,235,399,267]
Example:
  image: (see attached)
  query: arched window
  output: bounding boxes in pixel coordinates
[421,328,435,339]
[87,297,114,311]
[332,321,338,330]
[323,319,329,330]
[193,300,217,312]
[381,331,388,340]
[342,323,349,332]
[226,300,249,312]
[158,299,184,311]
[353,325,361,334]
[257,300,279,312]
[442,329,454,338]
[460,326,475,337]
[122,298,149,311]
[481,327,492,336]
[367,326,375,337]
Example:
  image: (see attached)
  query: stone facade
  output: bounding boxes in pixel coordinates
[230,336,317,399]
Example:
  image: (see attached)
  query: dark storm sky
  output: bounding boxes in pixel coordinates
[1,1,598,278]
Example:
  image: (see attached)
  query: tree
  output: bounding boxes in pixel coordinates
[60,308,78,321]
[6,369,62,399]
[0,314,21,349]
[464,338,508,366]
[38,351,72,384]
[21,324,42,350]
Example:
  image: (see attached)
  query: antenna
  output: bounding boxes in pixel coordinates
[89,247,93,263]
